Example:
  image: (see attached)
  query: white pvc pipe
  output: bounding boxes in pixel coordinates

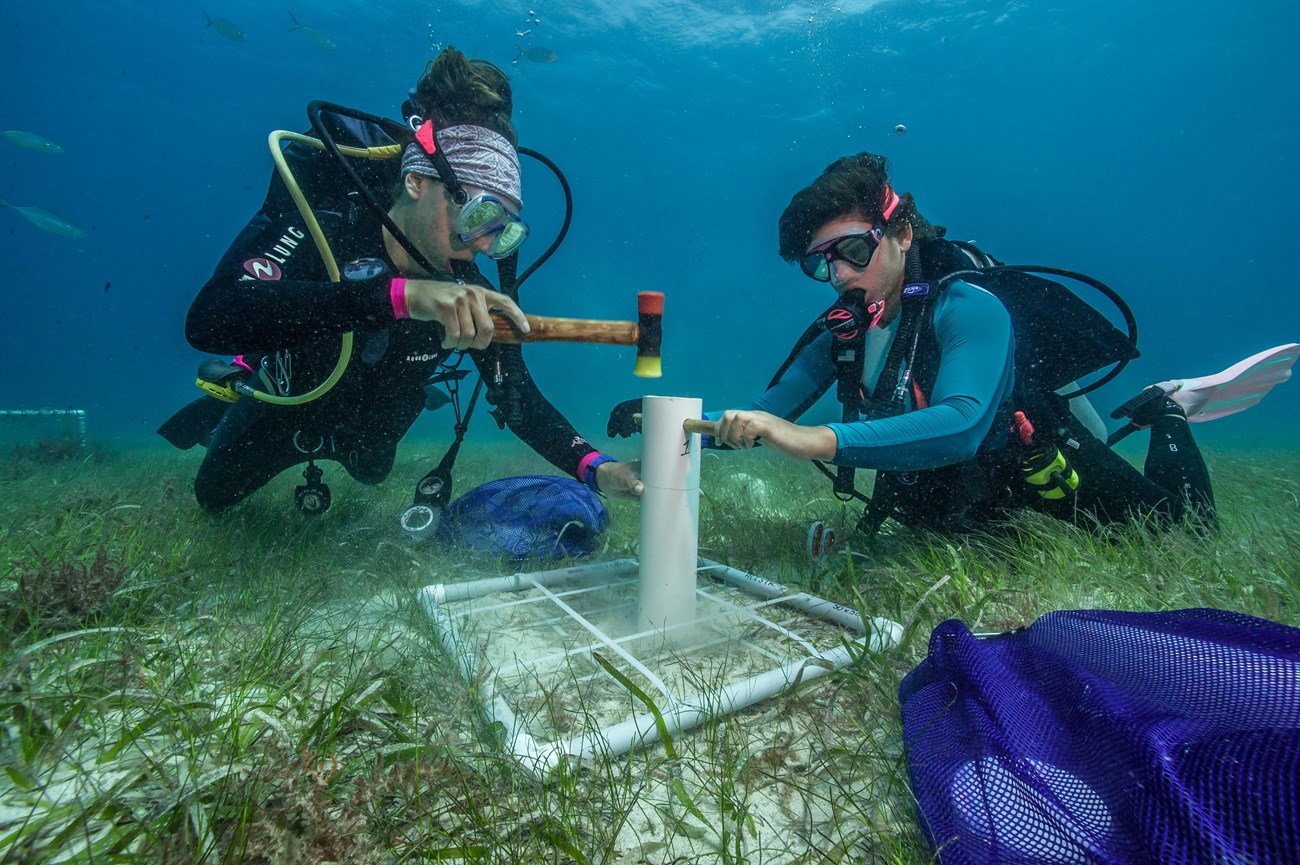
[637,396,702,640]
[699,559,904,652]
[0,409,85,417]
[420,558,638,605]
[421,587,567,775]
[418,559,645,776]
[0,408,87,448]
[555,639,864,764]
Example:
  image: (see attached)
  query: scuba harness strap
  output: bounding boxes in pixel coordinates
[801,246,935,528]
[397,144,573,529]
[411,359,486,512]
[409,248,518,517]
[850,243,993,534]
[852,247,936,534]
[864,244,935,418]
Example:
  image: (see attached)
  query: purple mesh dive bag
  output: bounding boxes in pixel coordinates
[435,475,608,561]
[899,609,1300,865]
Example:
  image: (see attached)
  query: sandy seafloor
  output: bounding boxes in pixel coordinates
[2,426,1297,861]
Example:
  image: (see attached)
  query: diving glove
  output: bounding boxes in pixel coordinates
[607,398,643,438]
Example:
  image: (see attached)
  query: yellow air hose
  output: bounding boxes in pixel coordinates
[241,131,403,405]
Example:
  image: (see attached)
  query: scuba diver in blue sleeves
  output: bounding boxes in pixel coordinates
[613,153,1298,537]
[160,47,643,519]
[711,153,1223,534]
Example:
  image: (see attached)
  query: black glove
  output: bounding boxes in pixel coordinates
[607,398,642,438]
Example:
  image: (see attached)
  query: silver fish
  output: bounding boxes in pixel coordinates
[515,44,557,64]
[0,199,86,239]
[0,130,63,154]
[203,10,246,42]
[288,12,337,51]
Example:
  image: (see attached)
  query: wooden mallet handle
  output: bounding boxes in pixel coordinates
[683,418,718,436]
[488,291,664,378]
[490,314,637,345]
[632,413,719,437]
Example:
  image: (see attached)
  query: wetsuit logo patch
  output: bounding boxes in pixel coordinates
[237,227,305,281]
[243,258,282,281]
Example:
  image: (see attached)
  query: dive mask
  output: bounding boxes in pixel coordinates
[455,193,529,260]
[800,227,885,282]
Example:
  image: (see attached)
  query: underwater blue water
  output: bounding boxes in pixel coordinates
[1,0,1297,451]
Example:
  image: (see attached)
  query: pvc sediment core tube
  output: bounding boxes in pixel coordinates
[638,395,702,642]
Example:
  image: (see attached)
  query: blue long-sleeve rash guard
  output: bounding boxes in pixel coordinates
[717,280,1016,472]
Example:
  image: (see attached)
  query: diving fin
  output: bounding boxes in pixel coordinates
[1108,343,1299,445]
[157,396,230,450]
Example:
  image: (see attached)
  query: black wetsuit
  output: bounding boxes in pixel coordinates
[880,388,1217,533]
[176,143,598,512]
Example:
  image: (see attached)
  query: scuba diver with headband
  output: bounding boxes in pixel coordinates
[159,46,643,516]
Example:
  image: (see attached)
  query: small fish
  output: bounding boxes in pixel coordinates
[203,10,246,42]
[0,130,63,154]
[0,198,86,239]
[288,12,337,51]
[514,44,557,65]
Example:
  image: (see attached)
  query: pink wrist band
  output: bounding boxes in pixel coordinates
[577,451,605,485]
[389,278,409,320]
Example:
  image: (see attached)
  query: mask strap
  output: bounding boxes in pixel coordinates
[412,119,468,205]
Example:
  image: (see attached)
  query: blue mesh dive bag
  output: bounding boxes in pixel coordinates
[899,608,1300,865]
[435,475,608,561]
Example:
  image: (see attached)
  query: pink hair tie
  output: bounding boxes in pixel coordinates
[882,185,902,222]
[390,277,410,320]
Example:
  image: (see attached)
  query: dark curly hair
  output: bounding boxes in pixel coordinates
[777,152,944,262]
[412,47,517,147]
